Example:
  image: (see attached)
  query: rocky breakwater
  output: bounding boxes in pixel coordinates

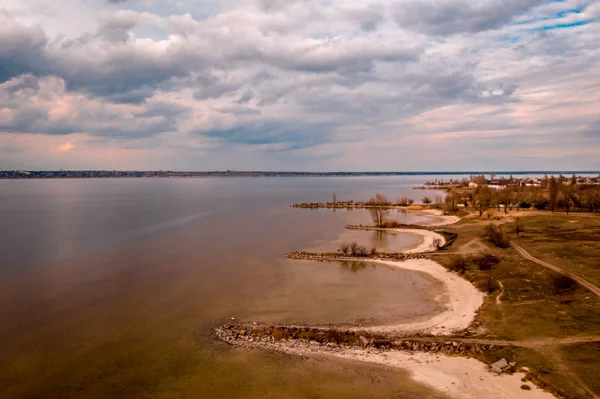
[214,324,520,375]
[284,251,432,261]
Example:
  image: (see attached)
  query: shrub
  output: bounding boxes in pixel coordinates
[483,276,499,293]
[339,243,350,255]
[533,199,549,210]
[349,242,369,257]
[370,247,377,256]
[520,385,531,391]
[551,272,577,294]
[484,224,509,248]
[448,255,469,274]
[519,201,531,209]
[473,254,500,271]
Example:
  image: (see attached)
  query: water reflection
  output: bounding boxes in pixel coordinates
[338,260,376,273]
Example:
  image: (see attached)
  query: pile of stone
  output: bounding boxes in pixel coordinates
[284,251,432,261]
[358,336,495,355]
[214,324,503,360]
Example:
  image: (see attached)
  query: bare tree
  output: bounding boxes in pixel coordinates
[549,176,558,212]
[515,217,522,237]
[422,196,432,205]
[332,193,337,205]
[339,242,350,255]
[473,186,493,216]
[368,193,390,227]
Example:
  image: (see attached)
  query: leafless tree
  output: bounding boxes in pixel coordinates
[473,186,493,216]
[368,193,390,226]
[422,196,432,205]
[339,242,350,255]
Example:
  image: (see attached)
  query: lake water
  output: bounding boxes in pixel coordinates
[0,176,449,399]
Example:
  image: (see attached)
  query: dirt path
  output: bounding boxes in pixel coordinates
[496,281,504,305]
[510,242,600,298]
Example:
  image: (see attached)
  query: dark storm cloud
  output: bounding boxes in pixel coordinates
[0,75,190,138]
[0,20,47,82]
[394,0,545,35]
[198,120,332,150]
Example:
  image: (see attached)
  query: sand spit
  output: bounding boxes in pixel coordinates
[400,229,446,254]
[419,209,461,226]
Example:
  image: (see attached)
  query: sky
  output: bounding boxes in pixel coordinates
[0,0,599,171]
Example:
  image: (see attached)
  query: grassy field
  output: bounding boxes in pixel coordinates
[432,209,600,398]
[511,213,600,287]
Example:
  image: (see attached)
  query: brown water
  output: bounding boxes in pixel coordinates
[0,177,449,399]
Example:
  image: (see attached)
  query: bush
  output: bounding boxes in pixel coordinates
[349,242,368,257]
[370,247,377,256]
[473,254,500,271]
[519,201,531,209]
[521,385,531,391]
[339,243,350,255]
[483,276,499,293]
[551,272,577,294]
[533,199,549,210]
[484,224,509,248]
[448,255,469,274]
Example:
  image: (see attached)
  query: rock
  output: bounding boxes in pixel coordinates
[359,336,370,347]
[490,366,503,375]
[509,362,516,367]
[231,317,236,321]
[452,341,458,347]
[521,366,530,372]
[491,358,509,370]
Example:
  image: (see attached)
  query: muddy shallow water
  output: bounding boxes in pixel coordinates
[0,177,449,399]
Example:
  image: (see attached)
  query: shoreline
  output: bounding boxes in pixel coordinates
[417,209,461,226]
[399,229,446,254]
[225,338,555,399]
[351,259,484,335]
[216,208,559,398]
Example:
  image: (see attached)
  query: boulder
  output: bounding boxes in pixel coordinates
[491,358,509,370]
[490,366,503,375]
[359,336,370,346]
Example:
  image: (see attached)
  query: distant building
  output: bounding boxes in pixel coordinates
[468,182,479,188]
[488,181,506,190]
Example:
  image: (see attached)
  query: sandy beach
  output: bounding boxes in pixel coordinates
[399,229,447,254]
[353,259,485,335]
[419,209,462,226]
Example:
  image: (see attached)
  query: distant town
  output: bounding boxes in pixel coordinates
[1,170,599,179]
[415,174,600,190]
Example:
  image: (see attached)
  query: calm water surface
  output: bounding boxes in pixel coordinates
[0,177,449,399]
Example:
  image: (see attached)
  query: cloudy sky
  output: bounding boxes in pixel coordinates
[0,0,599,171]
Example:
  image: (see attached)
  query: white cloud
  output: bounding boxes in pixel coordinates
[0,0,598,170]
